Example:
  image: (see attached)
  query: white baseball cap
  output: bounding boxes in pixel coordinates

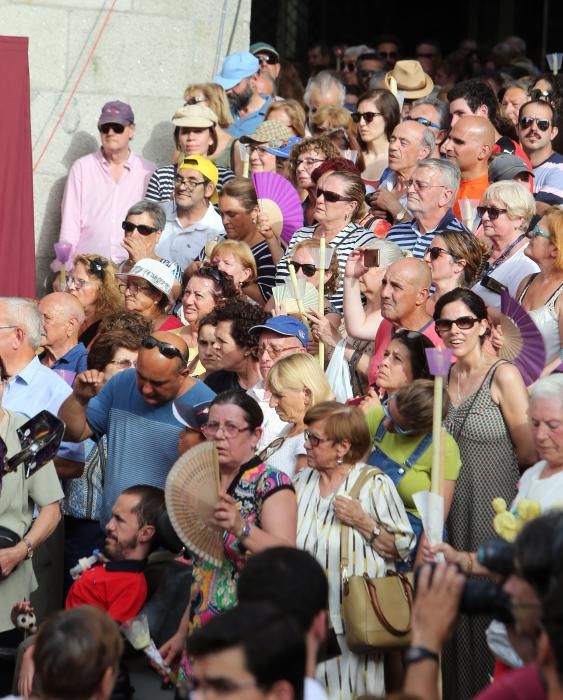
[117,258,176,303]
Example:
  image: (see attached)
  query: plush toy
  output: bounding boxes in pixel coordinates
[492,497,541,542]
[15,610,37,636]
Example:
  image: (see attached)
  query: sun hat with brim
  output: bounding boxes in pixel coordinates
[213,51,260,90]
[384,60,434,99]
[177,154,219,204]
[489,154,534,183]
[263,135,302,159]
[249,316,308,347]
[250,42,280,59]
[172,399,212,432]
[239,119,294,146]
[117,258,176,303]
[171,104,218,128]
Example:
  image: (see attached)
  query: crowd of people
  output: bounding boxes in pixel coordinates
[1,28,563,700]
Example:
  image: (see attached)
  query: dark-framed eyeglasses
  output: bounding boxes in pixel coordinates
[304,429,332,447]
[99,123,125,134]
[424,246,458,261]
[316,187,354,203]
[174,175,206,190]
[403,115,441,130]
[435,316,480,334]
[141,335,189,363]
[351,111,382,124]
[255,53,279,65]
[121,221,159,236]
[476,206,508,221]
[519,116,551,132]
[289,261,320,277]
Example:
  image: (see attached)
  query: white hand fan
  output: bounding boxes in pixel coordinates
[165,441,224,567]
[273,281,318,314]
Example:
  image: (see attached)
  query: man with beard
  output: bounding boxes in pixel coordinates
[213,51,272,139]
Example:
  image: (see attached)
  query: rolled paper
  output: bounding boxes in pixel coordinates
[425,347,453,496]
[288,265,307,322]
[242,152,249,178]
[318,235,326,367]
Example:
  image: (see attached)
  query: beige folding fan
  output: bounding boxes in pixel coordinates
[165,441,224,567]
[272,280,318,314]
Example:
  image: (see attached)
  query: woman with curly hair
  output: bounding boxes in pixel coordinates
[66,253,122,346]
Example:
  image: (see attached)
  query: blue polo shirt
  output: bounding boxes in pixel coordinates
[39,342,88,374]
[386,209,469,259]
[227,96,273,139]
[86,370,216,525]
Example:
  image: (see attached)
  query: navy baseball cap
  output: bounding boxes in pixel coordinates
[249,316,308,347]
[172,400,211,432]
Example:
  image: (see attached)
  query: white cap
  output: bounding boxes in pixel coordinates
[117,258,176,303]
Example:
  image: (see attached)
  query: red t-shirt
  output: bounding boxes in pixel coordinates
[473,664,545,700]
[158,315,184,331]
[66,560,147,623]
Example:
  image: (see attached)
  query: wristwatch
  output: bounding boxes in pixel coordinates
[22,536,33,560]
[238,522,251,542]
[368,525,381,545]
[404,646,439,666]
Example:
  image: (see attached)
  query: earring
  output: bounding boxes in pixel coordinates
[336,457,343,465]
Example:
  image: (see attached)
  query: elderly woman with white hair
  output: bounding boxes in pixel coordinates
[472,180,539,307]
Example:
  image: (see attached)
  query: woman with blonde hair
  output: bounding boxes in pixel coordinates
[183,82,234,168]
[66,254,122,346]
[309,105,352,135]
[262,353,332,476]
[209,239,258,299]
[516,206,563,375]
[266,99,306,138]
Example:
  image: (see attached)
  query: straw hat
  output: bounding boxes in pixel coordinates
[384,60,434,99]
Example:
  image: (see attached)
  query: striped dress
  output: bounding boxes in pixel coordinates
[294,463,414,700]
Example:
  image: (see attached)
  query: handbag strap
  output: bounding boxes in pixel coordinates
[340,467,383,571]
[363,571,414,635]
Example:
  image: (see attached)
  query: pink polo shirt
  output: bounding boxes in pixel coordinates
[58,148,155,264]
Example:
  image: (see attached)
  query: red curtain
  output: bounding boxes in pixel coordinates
[0,36,36,296]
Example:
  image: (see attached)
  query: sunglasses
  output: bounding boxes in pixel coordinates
[435,316,480,334]
[358,69,380,79]
[289,261,319,277]
[382,400,416,435]
[404,115,441,130]
[476,206,508,221]
[99,123,125,134]
[121,221,159,236]
[519,116,551,132]
[351,111,382,124]
[316,187,354,203]
[528,88,552,102]
[184,96,207,106]
[528,224,551,240]
[343,61,356,72]
[424,246,457,261]
[141,335,189,363]
[255,53,279,65]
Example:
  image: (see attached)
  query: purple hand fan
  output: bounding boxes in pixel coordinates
[499,290,546,386]
[252,172,303,244]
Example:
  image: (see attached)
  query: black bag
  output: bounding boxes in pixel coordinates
[0,526,20,549]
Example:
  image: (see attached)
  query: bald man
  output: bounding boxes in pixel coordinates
[59,331,216,526]
[38,292,87,374]
[444,115,495,219]
[367,258,441,384]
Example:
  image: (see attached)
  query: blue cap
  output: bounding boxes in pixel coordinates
[172,400,211,432]
[213,52,260,90]
[263,135,302,159]
[249,316,308,347]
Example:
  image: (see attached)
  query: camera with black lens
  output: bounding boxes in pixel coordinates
[415,538,516,624]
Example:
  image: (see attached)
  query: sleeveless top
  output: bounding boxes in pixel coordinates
[518,273,563,362]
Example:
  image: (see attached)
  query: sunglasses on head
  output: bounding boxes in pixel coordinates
[351,111,382,124]
[289,261,319,277]
[316,187,354,203]
[424,246,457,261]
[435,316,480,334]
[256,53,279,65]
[528,88,552,102]
[476,206,508,221]
[141,335,189,363]
[519,116,551,132]
[121,221,159,236]
[99,123,125,134]
[404,115,441,130]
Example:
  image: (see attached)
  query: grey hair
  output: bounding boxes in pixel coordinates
[420,128,436,157]
[126,199,166,231]
[415,158,462,204]
[412,96,450,130]
[344,44,373,59]
[363,239,410,267]
[0,297,42,350]
[304,71,345,108]
[530,375,563,408]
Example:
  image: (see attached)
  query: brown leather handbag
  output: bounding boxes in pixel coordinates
[340,468,414,652]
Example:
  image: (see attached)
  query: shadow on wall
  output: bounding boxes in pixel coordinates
[142,120,175,167]
[35,130,98,295]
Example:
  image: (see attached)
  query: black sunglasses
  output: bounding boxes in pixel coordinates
[519,116,551,132]
[99,123,125,134]
[404,115,441,130]
[528,88,552,102]
[476,206,508,221]
[141,335,189,363]
[316,187,354,203]
[358,69,380,79]
[435,316,480,334]
[424,246,458,261]
[256,53,279,65]
[351,111,382,124]
[343,61,356,72]
[121,221,159,236]
[289,261,318,277]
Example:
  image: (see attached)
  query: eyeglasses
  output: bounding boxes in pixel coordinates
[119,283,153,296]
[315,187,354,203]
[258,343,303,357]
[519,116,551,132]
[528,224,552,240]
[476,206,508,221]
[296,156,325,169]
[175,175,206,190]
[66,276,93,290]
[343,61,356,72]
[424,246,458,261]
[245,144,270,156]
[184,96,207,106]
[358,69,380,79]
[99,123,125,134]
[121,221,159,236]
[289,261,319,277]
[141,335,188,363]
[528,88,553,102]
[351,111,382,124]
[382,399,416,436]
[406,178,446,192]
[403,115,441,130]
[435,316,480,334]
[108,359,137,369]
[0,326,16,331]
[201,421,252,439]
[304,429,332,447]
[255,53,279,65]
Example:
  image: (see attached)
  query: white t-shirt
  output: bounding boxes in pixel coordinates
[263,427,306,479]
[514,460,563,510]
[472,244,539,308]
[305,677,329,700]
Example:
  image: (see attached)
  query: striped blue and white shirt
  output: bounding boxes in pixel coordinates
[386,209,469,259]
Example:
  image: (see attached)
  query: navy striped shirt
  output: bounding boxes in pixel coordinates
[386,209,469,259]
[145,164,235,202]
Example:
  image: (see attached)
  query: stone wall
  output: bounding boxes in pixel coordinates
[0,0,251,294]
